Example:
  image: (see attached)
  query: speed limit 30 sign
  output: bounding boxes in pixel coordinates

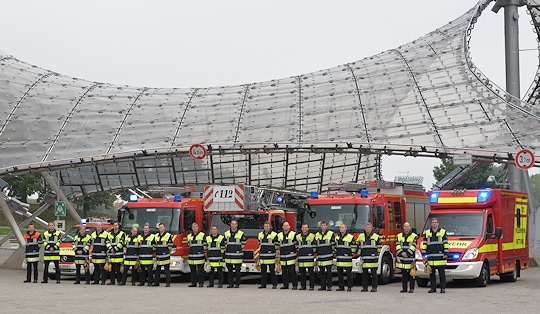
[515,149,535,170]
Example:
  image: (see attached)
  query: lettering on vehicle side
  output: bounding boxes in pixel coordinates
[448,241,472,248]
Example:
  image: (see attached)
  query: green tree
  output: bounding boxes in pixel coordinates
[71,192,116,218]
[433,159,497,189]
[2,173,43,203]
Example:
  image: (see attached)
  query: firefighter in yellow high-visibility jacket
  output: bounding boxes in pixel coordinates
[396,221,418,293]
[357,222,381,292]
[153,223,174,287]
[335,223,357,291]
[42,221,61,284]
[421,217,448,294]
[187,222,207,287]
[72,225,92,284]
[224,220,246,288]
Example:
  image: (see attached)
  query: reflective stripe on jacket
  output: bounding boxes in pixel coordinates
[258,231,278,265]
[396,231,418,270]
[357,231,381,269]
[421,228,448,267]
[224,229,246,264]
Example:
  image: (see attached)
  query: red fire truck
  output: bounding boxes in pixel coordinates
[204,185,306,273]
[302,180,430,284]
[118,192,208,274]
[415,189,529,287]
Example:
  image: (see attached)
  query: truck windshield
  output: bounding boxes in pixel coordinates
[423,213,484,236]
[122,207,181,234]
[304,204,370,232]
[61,227,96,242]
[211,213,269,238]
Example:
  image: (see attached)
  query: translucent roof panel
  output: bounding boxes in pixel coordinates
[1,0,540,196]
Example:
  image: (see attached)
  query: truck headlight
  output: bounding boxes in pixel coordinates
[462,248,478,260]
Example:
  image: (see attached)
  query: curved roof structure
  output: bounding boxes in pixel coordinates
[1,0,540,196]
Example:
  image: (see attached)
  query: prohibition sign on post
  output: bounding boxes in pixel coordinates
[515,149,535,170]
[189,144,207,160]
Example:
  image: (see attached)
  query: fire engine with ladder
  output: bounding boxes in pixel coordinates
[204,185,308,273]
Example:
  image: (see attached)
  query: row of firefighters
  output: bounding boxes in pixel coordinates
[23,218,449,293]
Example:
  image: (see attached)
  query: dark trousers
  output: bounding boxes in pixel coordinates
[93,263,106,283]
[319,264,332,289]
[26,262,38,282]
[155,264,171,285]
[401,269,415,291]
[43,260,60,282]
[189,264,204,286]
[260,263,277,287]
[140,264,153,285]
[337,266,353,289]
[121,265,139,284]
[208,266,223,286]
[75,264,90,283]
[430,266,446,290]
[299,266,315,289]
[227,263,241,286]
[362,267,378,289]
[109,263,121,283]
[281,264,297,288]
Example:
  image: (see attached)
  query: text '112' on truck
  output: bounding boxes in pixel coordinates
[301,180,430,284]
[415,189,529,287]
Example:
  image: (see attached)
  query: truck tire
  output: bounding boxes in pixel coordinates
[500,261,518,282]
[475,262,489,287]
[416,277,429,287]
[378,254,392,285]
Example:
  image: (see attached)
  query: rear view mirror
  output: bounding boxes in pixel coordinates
[495,227,502,239]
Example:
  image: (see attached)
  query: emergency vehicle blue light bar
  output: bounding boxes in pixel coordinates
[174,194,181,202]
[310,191,318,198]
[360,189,369,198]
[80,218,87,225]
[430,191,440,203]
[477,190,492,203]
[129,194,138,202]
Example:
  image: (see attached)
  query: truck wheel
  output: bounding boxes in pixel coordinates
[378,255,392,285]
[500,262,518,282]
[416,277,429,287]
[475,263,489,287]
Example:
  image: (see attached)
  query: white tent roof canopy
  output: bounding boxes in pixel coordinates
[1,0,539,196]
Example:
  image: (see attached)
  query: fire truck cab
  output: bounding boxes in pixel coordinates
[118,192,208,274]
[415,189,529,287]
[302,180,429,284]
[205,185,306,273]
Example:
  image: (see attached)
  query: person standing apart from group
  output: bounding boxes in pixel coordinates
[422,217,448,294]
[357,222,381,292]
[42,221,61,284]
[396,222,418,293]
[257,221,278,289]
[23,223,41,283]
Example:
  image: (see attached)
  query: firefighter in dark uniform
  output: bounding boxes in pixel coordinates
[23,223,41,283]
[206,225,225,288]
[257,221,278,289]
[335,223,357,291]
[357,222,381,292]
[121,226,142,286]
[315,220,335,291]
[90,222,110,285]
[277,222,298,290]
[296,223,316,290]
[396,221,418,293]
[42,221,61,283]
[154,223,174,287]
[107,220,125,285]
[187,222,207,287]
[73,225,92,284]
[422,217,448,293]
[138,224,156,286]
[224,219,246,288]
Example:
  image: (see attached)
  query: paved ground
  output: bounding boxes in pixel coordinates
[1,266,539,313]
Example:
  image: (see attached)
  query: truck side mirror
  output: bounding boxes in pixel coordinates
[495,227,502,239]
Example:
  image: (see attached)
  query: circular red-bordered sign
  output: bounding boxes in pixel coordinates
[189,144,207,160]
[515,149,535,170]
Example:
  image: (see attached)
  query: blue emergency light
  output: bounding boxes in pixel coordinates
[360,189,369,198]
[174,194,182,202]
[80,218,87,225]
[310,191,319,198]
[276,195,284,203]
[430,191,440,203]
[129,194,138,202]
[477,190,492,203]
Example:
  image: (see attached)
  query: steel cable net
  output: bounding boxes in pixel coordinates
[1,0,540,196]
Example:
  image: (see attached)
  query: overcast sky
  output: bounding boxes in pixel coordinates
[0,0,538,188]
